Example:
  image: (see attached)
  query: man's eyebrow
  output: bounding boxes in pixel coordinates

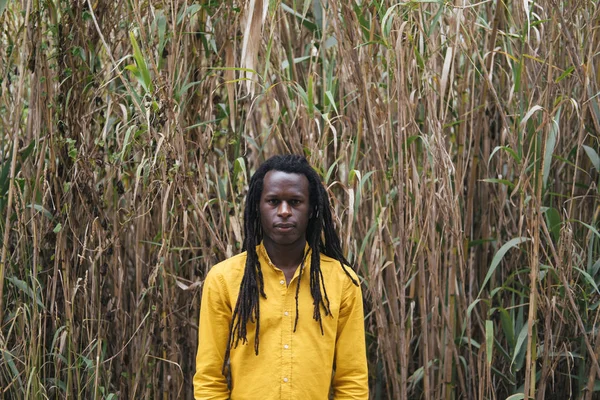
[263,193,305,197]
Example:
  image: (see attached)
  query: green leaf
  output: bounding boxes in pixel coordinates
[489,145,521,167]
[506,395,525,400]
[589,98,600,136]
[325,90,339,115]
[324,159,340,185]
[295,83,309,109]
[543,108,560,188]
[184,119,218,131]
[574,220,600,239]
[1,141,33,198]
[0,0,7,18]
[156,11,167,57]
[456,336,481,349]
[78,354,91,369]
[479,237,530,297]
[511,324,528,371]
[466,298,483,318]
[354,170,376,217]
[66,138,77,161]
[555,66,574,83]
[176,4,201,25]
[179,80,205,98]
[574,266,600,295]
[6,276,45,309]
[53,223,62,233]
[120,125,137,161]
[311,0,323,34]
[485,320,493,365]
[20,140,35,161]
[0,149,13,196]
[307,74,314,117]
[583,145,600,172]
[543,207,561,242]
[381,4,403,39]
[482,178,516,189]
[26,204,54,220]
[125,64,140,74]
[589,258,600,278]
[498,307,516,352]
[129,31,152,93]
[233,157,247,183]
[281,3,317,32]
[1,348,23,390]
[520,106,543,129]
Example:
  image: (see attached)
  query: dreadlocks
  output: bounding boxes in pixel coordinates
[223,155,358,370]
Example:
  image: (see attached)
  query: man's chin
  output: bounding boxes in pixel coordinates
[265,236,303,247]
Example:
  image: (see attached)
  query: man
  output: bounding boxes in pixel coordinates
[193,155,368,399]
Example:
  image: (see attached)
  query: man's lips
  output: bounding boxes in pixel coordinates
[274,223,295,230]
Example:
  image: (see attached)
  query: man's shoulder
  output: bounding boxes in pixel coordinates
[318,252,360,282]
[207,251,248,280]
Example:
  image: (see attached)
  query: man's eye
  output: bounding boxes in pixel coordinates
[290,200,300,206]
[267,199,279,205]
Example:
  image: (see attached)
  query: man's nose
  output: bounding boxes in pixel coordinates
[277,201,292,217]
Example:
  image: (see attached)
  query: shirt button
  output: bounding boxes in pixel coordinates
[279,280,285,285]
[283,377,289,383]
[284,344,289,349]
[284,311,289,316]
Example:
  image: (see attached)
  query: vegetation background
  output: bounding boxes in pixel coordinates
[1,0,599,398]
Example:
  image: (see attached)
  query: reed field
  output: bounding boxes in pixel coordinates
[1,0,599,398]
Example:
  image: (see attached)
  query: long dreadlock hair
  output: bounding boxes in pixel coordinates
[223,155,358,370]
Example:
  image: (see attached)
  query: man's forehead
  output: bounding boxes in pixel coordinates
[262,170,309,191]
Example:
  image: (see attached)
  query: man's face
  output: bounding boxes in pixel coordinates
[259,170,311,248]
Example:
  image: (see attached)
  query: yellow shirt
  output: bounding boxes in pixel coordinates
[193,244,368,399]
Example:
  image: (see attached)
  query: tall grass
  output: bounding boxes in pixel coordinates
[1,0,599,398]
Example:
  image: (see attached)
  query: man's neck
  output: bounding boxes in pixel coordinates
[263,239,307,270]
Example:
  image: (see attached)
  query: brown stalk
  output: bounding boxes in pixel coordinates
[241,0,267,97]
[523,117,546,398]
[0,0,33,328]
[395,18,409,400]
[536,11,559,398]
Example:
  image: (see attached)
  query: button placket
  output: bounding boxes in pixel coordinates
[281,279,294,397]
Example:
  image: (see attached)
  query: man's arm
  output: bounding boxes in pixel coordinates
[332,274,369,399]
[193,269,231,400]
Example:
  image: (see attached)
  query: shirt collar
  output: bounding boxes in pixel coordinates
[257,241,312,271]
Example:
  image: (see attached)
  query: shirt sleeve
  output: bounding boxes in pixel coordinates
[332,274,369,399]
[193,269,232,400]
